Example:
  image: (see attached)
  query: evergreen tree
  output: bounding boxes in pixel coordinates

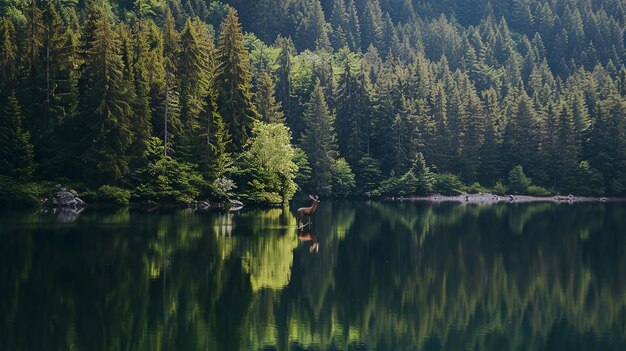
[478,88,503,186]
[555,103,579,192]
[215,8,257,151]
[255,72,285,124]
[335,58,370,165]
[161,8,181,155]
[0,19,18,94]
[0,93,35,180]
[300,79,338,195]
[78,3,134,184]
[178,18,211,158]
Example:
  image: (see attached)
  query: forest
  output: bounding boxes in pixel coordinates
[1,0,625,205]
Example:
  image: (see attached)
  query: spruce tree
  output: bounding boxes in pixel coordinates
[556,103,579,192]
[162,9,181,155]
[178,18,211,158]
[215,8,257,151]
[335,58,370,165]
[0,93,35,180]
[478,88,503,186]
[255,72,285,124]
[300,79,338,195]
[78,3,134,183]
[0,19,18,94]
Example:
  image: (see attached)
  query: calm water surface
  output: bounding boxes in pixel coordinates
[1,201,625,350]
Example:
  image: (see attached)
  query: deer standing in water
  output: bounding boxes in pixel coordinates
[297,195,319,228]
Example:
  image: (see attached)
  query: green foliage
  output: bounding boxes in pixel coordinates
[376,170,419,196]
[0,176,40,208]
[129,137,205,203]
[1,0,626,200]
[90,185,131,207]
[493,181,508,195]
[433,173,466,195]
[467,182,487,194]
[576,161,605,196]
[300,79,337,196]
[330,158,356,197]
[527,185,551,197]
[292,148,311,191]
[215,8,257,151]
[234,122,298,204]
[0,93,35,180]
[508,165,532,194]
[355,154,383,194]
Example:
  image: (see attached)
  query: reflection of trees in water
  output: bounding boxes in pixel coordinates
[1,204,626,350]
[263,203,626,350]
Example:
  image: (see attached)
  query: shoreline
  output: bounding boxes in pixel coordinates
[381,193,626,204]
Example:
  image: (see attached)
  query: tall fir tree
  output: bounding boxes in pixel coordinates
[215,8,257,151]
[300,79,338,195]
[335,58,370,165]
[0,19,18,95]
[255,72,285,124]
[0,93,35,180]
[161,8,181,155]
[478,89,503,186]
[178,18,211,159]
[78,3,134,184]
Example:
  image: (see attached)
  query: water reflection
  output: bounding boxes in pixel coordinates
[1,202,625,350]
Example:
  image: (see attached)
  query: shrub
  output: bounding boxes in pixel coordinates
[467,182,487,194]
[508,165,531,194]
[96,185,131,207]
[331,158,356,197]
[492,181,507,195]
[433,173,466,195]
[0,176,40,208]
[527,185,551,196]
[129,138,206,203]
[576,161,605,196]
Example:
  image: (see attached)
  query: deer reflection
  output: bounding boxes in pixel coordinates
[298,230,319,253]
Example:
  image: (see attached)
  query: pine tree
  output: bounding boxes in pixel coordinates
[255,72,285,124]
[20,0,46,139]
[329,0,348,50]
[392,97,422,175]
[128,16,153,156]
[162,9,180,155]
[0,93,36,180]
[345,0,361,52]
[215,8,257,151]
[178,18,211,158]
[502,90,540,181]
[300,79,338,195]
[335,58,370,165]
[0,19,18,94]
[555,103,579,192]
[78,3,134,183]
[478,88,503,186]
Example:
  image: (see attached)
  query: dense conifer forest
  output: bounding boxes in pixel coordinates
[1,0,625,205]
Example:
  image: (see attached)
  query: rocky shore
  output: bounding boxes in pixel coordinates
[385,193,622,204]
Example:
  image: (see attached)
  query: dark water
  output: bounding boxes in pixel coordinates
[1,201,626,351]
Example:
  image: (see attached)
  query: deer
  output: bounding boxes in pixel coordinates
[297,195,319,228]
[298,230,319,253]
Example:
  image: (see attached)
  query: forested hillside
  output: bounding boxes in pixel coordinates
[1,0,625,205]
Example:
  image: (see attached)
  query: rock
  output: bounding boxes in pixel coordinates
[230,199,244,211]
[50,187,85,209]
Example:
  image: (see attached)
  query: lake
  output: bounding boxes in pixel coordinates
[1,201,625,350]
